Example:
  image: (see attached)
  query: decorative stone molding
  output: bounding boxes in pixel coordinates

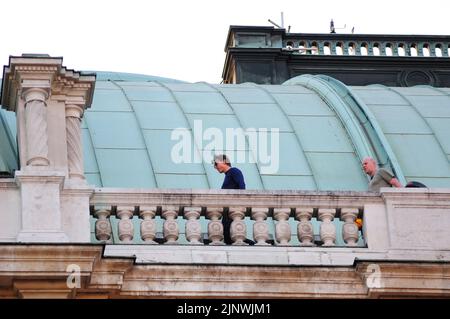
[206,208,224,245]
[2,245,450,298]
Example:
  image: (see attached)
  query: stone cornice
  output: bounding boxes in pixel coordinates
[1,55,96,112]
[1,245,450,298]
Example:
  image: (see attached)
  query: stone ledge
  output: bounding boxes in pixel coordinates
[103,245,450,266]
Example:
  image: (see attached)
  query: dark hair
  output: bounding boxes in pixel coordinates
[405,181,427,188]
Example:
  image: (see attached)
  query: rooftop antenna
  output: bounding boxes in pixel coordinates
[330,19,346,33]
[268,12,289,30]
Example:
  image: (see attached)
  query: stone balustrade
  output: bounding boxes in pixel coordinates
[90,189,372,247]
[281,38,450,57]
[230,29,450,57]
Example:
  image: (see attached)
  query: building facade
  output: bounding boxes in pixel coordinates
[0,27,450,298]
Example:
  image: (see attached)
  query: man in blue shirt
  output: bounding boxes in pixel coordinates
[214,154,246,190]
[213,154,249,244]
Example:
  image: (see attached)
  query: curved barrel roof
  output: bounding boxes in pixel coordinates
[1,72,449,190]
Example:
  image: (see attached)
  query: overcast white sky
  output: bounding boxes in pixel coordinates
[1,0,449,83]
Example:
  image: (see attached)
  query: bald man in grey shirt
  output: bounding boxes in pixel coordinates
[362,157,402,192]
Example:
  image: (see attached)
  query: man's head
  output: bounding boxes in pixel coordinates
[213,154,231,173]
[362,157,377,177]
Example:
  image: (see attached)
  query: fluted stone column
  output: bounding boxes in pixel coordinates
[162,207,179,244]
[22,88,50,167]
[229,207,247,246]
[296,208,315,246]
[206,208,224,245]
[139,207,157,244]
[251,208,270,245]
[341,208,360,247]
[274,208,291,246]
[95,209,112,242]
[318,208,336,246]
[65,103,85,181]
[117,207,134,243]
[184,207,202,244]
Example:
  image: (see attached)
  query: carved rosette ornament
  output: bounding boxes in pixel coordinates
[184,207,202,244]
[117,208,134,242]
[139,207,157,244]
[206,208,224,245]
[22,88,50,166]
[229,208,247,245]
[251,208,270,245]
[318,208,336,246]
[295,208,315,246]
[94,209,112,242]
[341,208,360,246]
[162,208,179,244]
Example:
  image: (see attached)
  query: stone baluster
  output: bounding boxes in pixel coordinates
[162,207,179,244]
[274,208,291,246]
[184,207,202,245]
[229,207,247,245]
[318,208,336,246]
[206,207,224,245]
[341,208,360,247]
[295,208,315,246]
[139,206,157,244]
[117,207,135,243]
[94,208,112,242]
[65,102,85,180]
[22,87,50,166]
[251,208,270,245]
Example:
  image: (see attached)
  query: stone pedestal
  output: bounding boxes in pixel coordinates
[15,170,68,242]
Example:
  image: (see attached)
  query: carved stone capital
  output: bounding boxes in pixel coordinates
[21,87,49,105]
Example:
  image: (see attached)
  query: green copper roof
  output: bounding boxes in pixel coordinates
[1,72,450,189]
